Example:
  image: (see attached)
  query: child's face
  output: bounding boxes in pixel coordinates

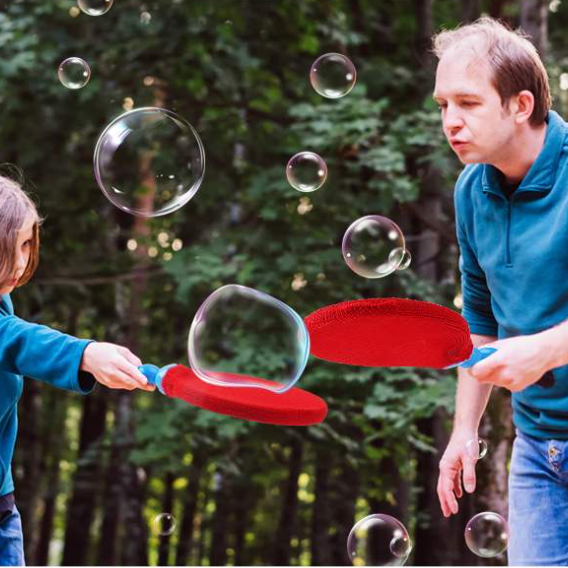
[0,215,35,296]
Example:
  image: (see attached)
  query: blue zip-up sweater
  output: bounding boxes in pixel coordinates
[455,110,568,439]
[0,294,95,495]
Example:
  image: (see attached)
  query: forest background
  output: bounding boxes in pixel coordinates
[0,0,565,565]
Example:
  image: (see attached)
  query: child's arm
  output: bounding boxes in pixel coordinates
[0,313,151,393]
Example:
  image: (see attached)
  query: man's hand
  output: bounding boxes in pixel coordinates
[81,342,155,392]
[437,431,479,517]
[468,334,552,392]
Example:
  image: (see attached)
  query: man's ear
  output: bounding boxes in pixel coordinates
[511,90,535,125]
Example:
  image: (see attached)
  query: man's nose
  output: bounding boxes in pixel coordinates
[444,107,465,133]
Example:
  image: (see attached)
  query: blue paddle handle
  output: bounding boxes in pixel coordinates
[138,364,176,395]
[459,347,497,369]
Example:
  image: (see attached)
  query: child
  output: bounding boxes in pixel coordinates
[0,172,154,566]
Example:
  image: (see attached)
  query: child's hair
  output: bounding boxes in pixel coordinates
[0,167,42,288]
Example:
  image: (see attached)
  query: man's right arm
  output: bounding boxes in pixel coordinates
[437,333,496,517]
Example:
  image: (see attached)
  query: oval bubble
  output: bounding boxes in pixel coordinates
[347,514,412,566]
[188,285,310,394]
[286,151,327,192]
[392,248,411,271]
[58,57,91,90]
[343,216,406,279]
[152,513,176,536]
[94,107,205,217]
[465,512,509,558]
[77,0,114,16]
[465,438,488,460]
[310,53,357,99]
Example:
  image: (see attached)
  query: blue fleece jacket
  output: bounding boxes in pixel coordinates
[455,110,568,439]
[0,294,95,495]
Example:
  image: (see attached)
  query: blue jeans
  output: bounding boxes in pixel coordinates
[509,430,568,565]
[0,506,24,566]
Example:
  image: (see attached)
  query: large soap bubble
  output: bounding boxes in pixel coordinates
[94,107,205,217]
[347,514,412,566]
[188,285,310,393]
[465,512,509,558]
[342,215,407,279]
[310,53,357,99]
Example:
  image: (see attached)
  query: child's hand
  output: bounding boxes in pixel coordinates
[81,342,156,392]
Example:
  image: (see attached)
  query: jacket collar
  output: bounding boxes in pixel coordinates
[0,295,13,315]
[481,110,566,198]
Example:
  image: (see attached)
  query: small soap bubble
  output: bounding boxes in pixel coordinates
[392,248,411,270]
[343,216,406,279]
[465,438,488,460]
[94,107,205,217]
[77,0,114,16]
[58,57,91,90]
[188,284,310,393]
[465,512,509,558]
[286,152,327,192]
[152,513,176,536]
[347,514,412,566]
[310,53,357,99]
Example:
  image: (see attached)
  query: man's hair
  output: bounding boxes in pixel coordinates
[0,167,42,289]
[432,17,551,126]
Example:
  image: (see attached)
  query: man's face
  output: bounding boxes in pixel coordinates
[0,215,35,297]
[433,43,516,165]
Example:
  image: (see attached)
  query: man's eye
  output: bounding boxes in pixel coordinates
[461,101,478,107]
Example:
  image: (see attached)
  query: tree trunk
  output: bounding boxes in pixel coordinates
[272,436,304,566]
[120,460,150,566]
[329,460,360,566]
[61,389,108,565]
[461,0,481,23]
[520,0,548,58]
[157,473,175,567]
[35,391,68,566]
[310,448,332,566]
[414,0,434,70]
[471,389,513,566]
[96,392,129,566]
[209,470,233,567]
[175,452,206,566]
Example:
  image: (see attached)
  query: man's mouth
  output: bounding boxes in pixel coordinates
[451,140,469,149]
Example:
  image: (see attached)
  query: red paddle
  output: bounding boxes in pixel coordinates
[140,364,328,426]
[305,298,554,388]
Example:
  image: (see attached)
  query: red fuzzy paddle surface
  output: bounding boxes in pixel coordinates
[305,298,472,368]
[161,365,328,426]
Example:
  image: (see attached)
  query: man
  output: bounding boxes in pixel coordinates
[433,17,568,565]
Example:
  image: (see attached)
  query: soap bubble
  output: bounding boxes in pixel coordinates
[94,107,205,217]
[465,438,488,460]
[465,512,509,558]
[347,514,412,566]
[310,53,357,99]
[58,57,91,90]
[342,216,406,279]
[286,152,327,192]
[392,248,411,270]
[152,513,176,536]
[188,284,310,393]
[77,0,113,16]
